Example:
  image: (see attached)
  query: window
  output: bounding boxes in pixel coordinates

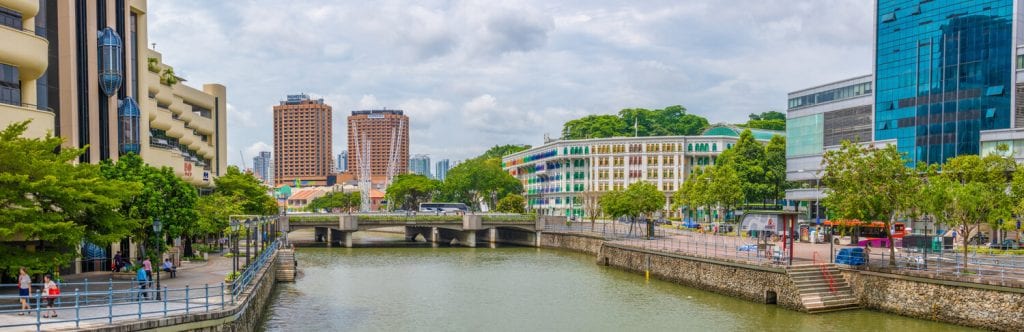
[0,7,22,30]
[0,64,19,106]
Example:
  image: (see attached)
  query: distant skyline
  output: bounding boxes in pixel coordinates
[147,0,873,167]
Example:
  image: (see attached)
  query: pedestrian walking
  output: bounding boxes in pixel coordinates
[142,257,153,283]
[42,274,58,318]
[136,267,149,301]
[113,251,123,272]
[864,242,873,266]
[17,267,31,315]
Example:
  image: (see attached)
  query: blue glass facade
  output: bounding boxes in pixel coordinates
[875,0,1013,164]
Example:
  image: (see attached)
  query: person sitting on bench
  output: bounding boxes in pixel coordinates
[162,259,176,278]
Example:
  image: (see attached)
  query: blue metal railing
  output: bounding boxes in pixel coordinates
[230,238,280,303]
[0,283,226,331]
[0,238,282,331]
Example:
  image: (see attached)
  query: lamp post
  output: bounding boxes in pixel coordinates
[152,218,163,300]
[230,219,240,276]
[245,218,252,268]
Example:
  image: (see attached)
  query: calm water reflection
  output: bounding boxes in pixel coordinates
[260,232,973,331]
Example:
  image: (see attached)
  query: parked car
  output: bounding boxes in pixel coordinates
[988,239,1021,250]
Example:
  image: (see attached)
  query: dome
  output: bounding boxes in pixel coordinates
[97,27,124,97]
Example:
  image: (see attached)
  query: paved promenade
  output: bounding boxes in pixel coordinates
[0,254,236,331]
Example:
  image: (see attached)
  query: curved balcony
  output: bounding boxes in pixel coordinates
[189,115,214,135]
[0,24,47,80]
[0,102,53,138]
[166,117,186,138]
[0,0,38,19]
[149,106,172,131]
[178,132,195,145]
[171,101,192,122]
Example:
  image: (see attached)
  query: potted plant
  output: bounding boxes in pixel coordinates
[147,57,160,72]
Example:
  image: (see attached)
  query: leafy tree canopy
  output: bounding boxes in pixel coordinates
[495,194,526,213]
[562,105,709,139]
[740,111,786,131]
[479,144,532,160]
[438,157,522,211]
[0,121,140,275]
[100,153,198,242]
[307,191,360,213]
[214,166,277,215]
[385,173,440,210]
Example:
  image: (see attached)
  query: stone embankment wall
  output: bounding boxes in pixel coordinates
[539,232,605,255]
[599,244,804,311]
[842,269,1024,332]
[82,252,280,332]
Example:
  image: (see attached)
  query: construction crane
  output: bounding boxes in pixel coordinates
[352,126,372,212]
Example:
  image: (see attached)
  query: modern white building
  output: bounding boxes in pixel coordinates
[502,125,783,218]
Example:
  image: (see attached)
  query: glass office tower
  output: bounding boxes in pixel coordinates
[874,0,1013,164]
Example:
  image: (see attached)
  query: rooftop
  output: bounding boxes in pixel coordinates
[351,109,404,116]
[701,124,785,141]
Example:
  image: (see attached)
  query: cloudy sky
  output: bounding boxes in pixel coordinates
[147,0,874,168]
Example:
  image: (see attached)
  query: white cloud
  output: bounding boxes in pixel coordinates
[147,0,874,165]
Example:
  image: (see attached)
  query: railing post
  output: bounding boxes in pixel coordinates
[108,287,113,324]
[108,278,113,302]
[75,288,80,328]
[35,289,41,331]
[185,285,190,315]
[220,282,225,309]
[83,278,89,306]
[205,283,210,312]
[137,287,143,319]
[163,286,168,317]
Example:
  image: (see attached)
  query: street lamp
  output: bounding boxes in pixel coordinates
[230,219,240,276]
[245,218,253,268]
[152,218,163,300]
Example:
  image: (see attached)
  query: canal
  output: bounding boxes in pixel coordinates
[260,232,973,331]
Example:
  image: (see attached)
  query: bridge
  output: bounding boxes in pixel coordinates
[281,213,559,247]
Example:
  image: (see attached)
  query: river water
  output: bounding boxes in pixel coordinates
[260,232,972,331]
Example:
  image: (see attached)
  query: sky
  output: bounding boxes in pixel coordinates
[147,0,874,169]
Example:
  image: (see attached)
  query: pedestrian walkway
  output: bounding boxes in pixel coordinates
[0,254,237,331]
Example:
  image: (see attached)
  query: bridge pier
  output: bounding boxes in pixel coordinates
[314,227,327,244]
[329,229,354,248]
[493,228,543,247]
[455,230,477,248]
[405,227,434,242]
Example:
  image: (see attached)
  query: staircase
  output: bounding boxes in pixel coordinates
[276,249,297,282]
[788,263,859,313]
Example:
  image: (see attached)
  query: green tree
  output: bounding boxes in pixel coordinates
[0,121,140,275]
[439,157,521,211]
[196,193,243,245]
[213,166,277,215]
[495,194,526,213]
[385,173,441,210]
[925,153,1014,263]
[717,129,770,206]
[100,153,198,259]
[600,182,664,236]
[743,111,786,130]
[764,135,789,202]
[822,141,920,266]
[561,106,709,139]
[479,144,532,159]
[707,164,744,222]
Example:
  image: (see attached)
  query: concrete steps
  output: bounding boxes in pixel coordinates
[788,264,859,313]
[276,249,297,282]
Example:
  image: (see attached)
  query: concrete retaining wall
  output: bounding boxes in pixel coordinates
[539,232,605,255]
[81,251,280,332]
[599,244,803,311]
[841,269,1024,331]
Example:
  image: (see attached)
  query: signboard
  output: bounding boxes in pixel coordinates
[740,214,782,232]
[184,162,193,177]
[203,171,210,182]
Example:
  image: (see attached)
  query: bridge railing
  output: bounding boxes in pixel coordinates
[0,282,228,331]
[287,213,538,224]
[230,238,280,302]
